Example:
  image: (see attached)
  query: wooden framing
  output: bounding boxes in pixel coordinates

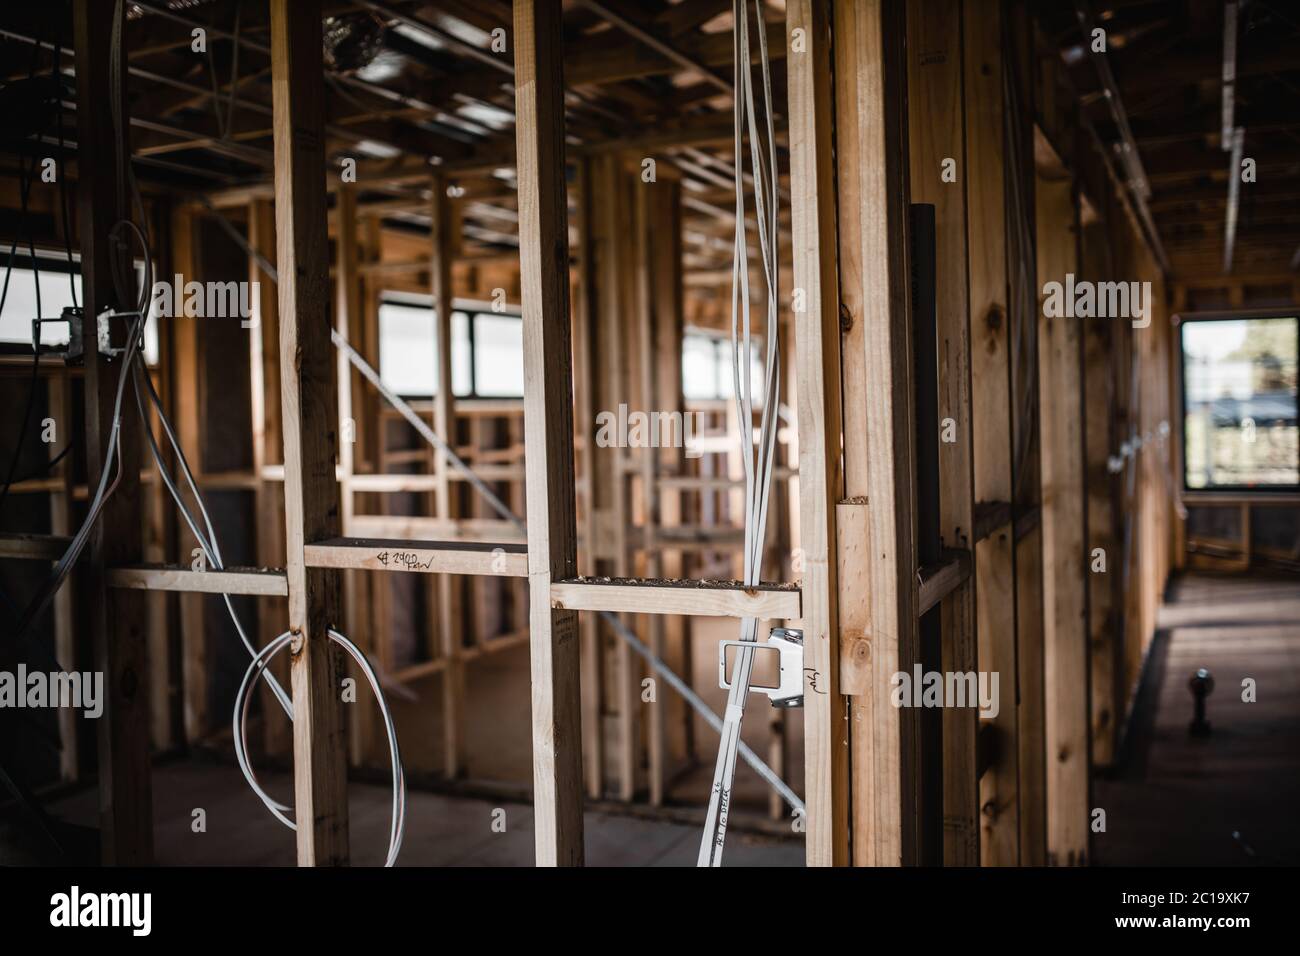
[512,0,585,867]
[788,0,849,867]
[552,578,799,619]
[1007,1,1047,867]
[171,203,208,744]
[833,0,919,867]
[108,565,289,596]
[907,0,979,868]
[306,538,527,577]
[270,0,350,866]
[0,0,1209,872]
[72,0,153,866]
[429,170,466,780]
[963,0,1019,866]
[1035,159,1090,868]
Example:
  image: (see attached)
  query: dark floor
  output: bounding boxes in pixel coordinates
[1094,573,1300,866]
[34,760,803,866]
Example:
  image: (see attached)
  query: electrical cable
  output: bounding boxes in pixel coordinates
[203,122,803,837]
[129,359,293,717]
[698,0,784,867]
[129,261,407,860]
[232,628,406,866]
[0,82,48,523]
[229,207,803,813]
[328,329,803,813]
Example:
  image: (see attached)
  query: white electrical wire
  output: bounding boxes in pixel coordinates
[9,0,404,867]
[698,0,784,867]
[130,360,293,717]
[131,309,406,865]
[232,628,407,867]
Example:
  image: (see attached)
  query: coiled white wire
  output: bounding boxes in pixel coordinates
[232,628,407,867]
[129,305,406,866]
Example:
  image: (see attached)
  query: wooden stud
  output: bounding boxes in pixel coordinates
[430,171,466,780]
[47,374,81,776]
[249,197,292,759]
[73,0,153,864]
[632,179,665,807]
[788,0,849,867]
[270,0,350,866]
[1036,172,1089,867]
[834,0,920,866]
[1081,219,1119,771]
[513,0,585,866]
[170,203,208,745]
[650,179,691,792]
[962,0,1019,866]
[574,158,605,800]
[907,0,979,867]
[1005,3,1046,866]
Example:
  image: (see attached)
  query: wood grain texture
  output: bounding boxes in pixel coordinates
[1080,219,1119,770]
[430,171,466,779]
[513,0,585,866]
[107,566,289,596]
[907,0,979,867]
[573,158,605,800]
[1006,2,1047,866]
[1036,173,1089,866]
[834,0,918,867]
[917,549,973,615]
[551,579,800,619]
[249,197,292,759]
[73,0,153,865]
[170,203,208,745]
[270,0,349,866]
[305,537,528,576]
[962,0,1020,866]
[789,0,849,867]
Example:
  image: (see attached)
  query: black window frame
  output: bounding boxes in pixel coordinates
[1177,307,1300,496]
[376,294,523,401]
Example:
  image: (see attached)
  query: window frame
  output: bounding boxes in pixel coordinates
[377,292,523,401]
[1176,307,1300,497]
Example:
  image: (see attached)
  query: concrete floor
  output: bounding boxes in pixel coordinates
[1094,573,1300,866]
[42,761,804,866]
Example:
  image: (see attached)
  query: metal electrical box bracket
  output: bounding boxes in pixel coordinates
[718,626,804,708]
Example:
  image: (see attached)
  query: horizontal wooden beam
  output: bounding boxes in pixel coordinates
[0,532,71,561]
[349,514,527,542]
[106,565,288,596]
[551,576,801,620]
[304,537,528,576]
[972,500,1013,543]
[916,549,972,616]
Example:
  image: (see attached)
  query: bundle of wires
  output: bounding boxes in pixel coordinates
[6,0,406,866]
[697,0,783,868]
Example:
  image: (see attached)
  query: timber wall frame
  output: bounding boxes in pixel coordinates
[0,0,1195,868]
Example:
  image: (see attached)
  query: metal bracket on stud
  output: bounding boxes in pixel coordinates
[718,626,804,708]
